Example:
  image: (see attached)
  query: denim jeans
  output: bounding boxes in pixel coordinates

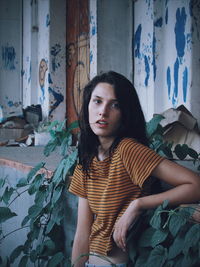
[85,263,127,267]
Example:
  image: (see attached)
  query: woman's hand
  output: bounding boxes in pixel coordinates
[113,199,142,252]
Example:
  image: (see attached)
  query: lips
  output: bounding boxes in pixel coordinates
[96,119,108,127]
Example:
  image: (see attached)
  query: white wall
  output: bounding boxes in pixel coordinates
[0,0,22,121]
[133,0,200,125]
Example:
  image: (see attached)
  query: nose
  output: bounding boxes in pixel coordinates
[99,104,108,117]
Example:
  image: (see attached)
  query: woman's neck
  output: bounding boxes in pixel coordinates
[98,137,114,161]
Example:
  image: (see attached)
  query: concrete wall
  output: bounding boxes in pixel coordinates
[0,0,22,121]
[95,0,133,81]
[133,0,200,125]
[0,0,66,123]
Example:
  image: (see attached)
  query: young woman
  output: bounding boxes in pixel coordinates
[69,71,200,267]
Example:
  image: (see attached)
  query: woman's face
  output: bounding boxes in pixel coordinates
[88,82,122,142]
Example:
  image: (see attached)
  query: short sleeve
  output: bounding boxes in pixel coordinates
[68,164,87,198]
[118,138,164,187]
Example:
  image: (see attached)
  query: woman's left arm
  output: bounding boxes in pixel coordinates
[113,159,200,251]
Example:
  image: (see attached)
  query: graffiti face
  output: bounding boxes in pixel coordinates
[39,59,48,87]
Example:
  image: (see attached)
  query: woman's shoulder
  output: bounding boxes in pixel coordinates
[117,137,141,149]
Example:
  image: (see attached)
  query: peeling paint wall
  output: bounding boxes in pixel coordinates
[48,0,66,121]
[134,0,200,125]
[0,0,22,121]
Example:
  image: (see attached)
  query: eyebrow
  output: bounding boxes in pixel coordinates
[92,95,118,101]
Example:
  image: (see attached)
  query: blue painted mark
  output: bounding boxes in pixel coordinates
[144,55,150,87]
[90,51,93,63]
[46,14,50,27]
[51,44,61,71]
[154,17,163,27]
[48,73,53,84]
[152,32,157,81]
[40,86,45,104]
[7,101,14,107]
[165,0,169,7]
[134,24,142,59]
[92,25,96,36]
[28,63,31,84]
[183,67,188,102]
[2,45,16,70]
[51,44,61,57]
[174,7,187,59]
[48,87,64,115]
[21,70,25,76]
[167,66,171,99]
[172,58,179,106]
[165,7,168,24]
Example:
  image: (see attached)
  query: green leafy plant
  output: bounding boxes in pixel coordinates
[0,120,79,267]
[147,114,200,170]
[0,116,199,267]
[127,200,200,266]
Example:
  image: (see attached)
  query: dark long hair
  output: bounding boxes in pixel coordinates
[78,71,149,173]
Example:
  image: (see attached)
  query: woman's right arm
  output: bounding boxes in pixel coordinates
[71,197,93,267]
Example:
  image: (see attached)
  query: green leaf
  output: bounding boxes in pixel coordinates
[21,215,30,227]
[0,207,17,223]
[169,212,187,237]
[28,174,43,195]
[30,249,38,262]
[150,213,161,229]
[146,115,164,138]
[151,229,168,247]
[183,224,200,254]
[67,120,79,132]
[34,186,48,205]
[188,148,199,159]
[147,245,167,267]
[174,144,188,160]
[0,178,6,188]
[28,204,43,219]
[2,186,14,205]
[47,252,64,267]
[10,245,24,263]
[168,234,185,259]
[52,159,65,183]
[16,177,28,187]
[41,239,56,256]
[139,228,155,247]
[52,185,63,205]
[44,139,58,156]
[18,255,28,267]
[27,162,45,182]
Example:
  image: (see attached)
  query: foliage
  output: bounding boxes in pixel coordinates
[0,115,200,266]
[146,115,200,170]
[127,200,200,267]
[0,120,78,267]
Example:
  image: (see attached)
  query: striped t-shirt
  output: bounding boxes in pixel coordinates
[68,137,164,255]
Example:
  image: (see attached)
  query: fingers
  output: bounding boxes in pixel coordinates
[113,226,127,252]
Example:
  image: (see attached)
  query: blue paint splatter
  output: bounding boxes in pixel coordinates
[134,24,142,59]
[152,32,157,81]
[7,101,14,107]
[144,55,150,87]
[92,25,96,36]
[46,14,50,27]
[174,8,187,60]
[48,73,53,84]
[167,66,171,99]
[2,45,16,70]
[154,17,163,27]
[51,44,61,57]
[51,44,61,71]
[21,70,25,76]
[90,51,93,63]
[172,58,179,106]
[165,7,168,24]
[28,63,31,84]
[48,87,64,115]
[40,86,45,104]
[183,67,188,102]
